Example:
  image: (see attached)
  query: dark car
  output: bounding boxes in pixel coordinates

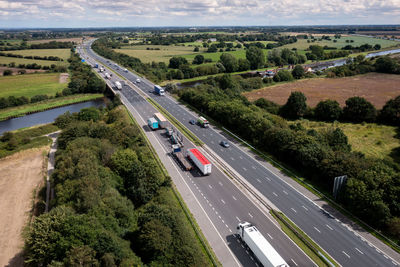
[220,140,230,148]
[189,119,196,125]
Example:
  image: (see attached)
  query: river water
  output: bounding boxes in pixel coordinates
[0,99,105,135]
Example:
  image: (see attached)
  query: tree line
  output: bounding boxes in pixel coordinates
[24,105,210,266]
[1,62,67,72]
[0,41,74,51]
[178,76,400,244]
[0,52,64,61]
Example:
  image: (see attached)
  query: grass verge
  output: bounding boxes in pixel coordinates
[147,97,203,146]
[0,93,104,121]
[271,210,337,267]
[123,106,220,267]
[0,123,58,159]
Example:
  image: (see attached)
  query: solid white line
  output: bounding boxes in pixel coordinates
[314,226,321,233]
[342,251,350,258]
[355,247,364,254]
[291,259,298,266]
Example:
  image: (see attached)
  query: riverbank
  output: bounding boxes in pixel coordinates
[0,93,104,121]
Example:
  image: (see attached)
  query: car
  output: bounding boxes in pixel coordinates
[189,119,196,125]
[136,78,141,83]
[220,140,230,148]
[124,68,128,72]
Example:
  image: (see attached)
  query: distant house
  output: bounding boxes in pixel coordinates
[208,38,217,42]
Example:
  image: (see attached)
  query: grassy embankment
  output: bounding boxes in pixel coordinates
[0,94,103,121]
[294,120,400,162]
[0,123,58,158]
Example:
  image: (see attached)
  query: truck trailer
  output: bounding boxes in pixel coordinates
[115,81,122,90]
[187,148,211,175]
[147,118,159,130]
[154,85,165,96]
[105,73,111,79]
[237,222,289,267]
[154,113,167,128]
[197,116,209,128]
[172,145,192,171]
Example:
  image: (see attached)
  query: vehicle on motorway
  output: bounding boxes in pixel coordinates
[237,222,289,267]
[94,63,98,68]
[165,127,173,137]
[187,148,211,175]
[154,85,165,96]
[154,112,167,128]
[124,68,128,72]
[220,140,230,148]
[172,145,192,171]
[115,81,122,90]
[147,117,159,130]
[197,116,209,128]
[104,73,111,79]
[189,119,196,125]
[136,78,141,83]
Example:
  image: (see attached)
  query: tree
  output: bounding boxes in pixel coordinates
[3,69,12,76]
[218,74,234,90]
[193,46,199,52]
[219,53,238,73]
[379,95,400,125]
[207,44,218,53]
[292,65,305,79]
[375,56,399,74]
[138,219,172,260]
[246,46,265,69]
[273,70,293,82]
[309,45,324,59]
[314,99,342,121]
[78,107,101,122]
[192,55,204,65]
[168,57,188,69]
[280,91,307,119]
[238,58,250,71]
[254,98,280,114]
[343,97,376,122]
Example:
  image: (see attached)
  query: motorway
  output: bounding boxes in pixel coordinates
[77,45,314,267]
[80,41,399,267]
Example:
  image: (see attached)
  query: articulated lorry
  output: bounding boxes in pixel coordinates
[115,81,122,90]
[105,73,111,79]
[154,85,165,96]
[197,116,209,128]
[154,112,167,128]
[172,145,192,171]
[237,222,289,267]
[187,148,211,175]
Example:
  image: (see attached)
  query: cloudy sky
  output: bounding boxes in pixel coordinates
[0,0,399,28]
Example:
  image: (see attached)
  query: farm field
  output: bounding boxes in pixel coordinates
[182,49,248,62]
[243,73,400,109]
[294,120,400,161]
[5,49,71,61]
[27,37,82,44]
[0,56,68,67]
[115,45,199,63]
[0,73,67,98]
[280,35,399,50]
[0,147,48,267]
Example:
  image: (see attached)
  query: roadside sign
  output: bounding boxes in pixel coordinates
[81,59,85,62]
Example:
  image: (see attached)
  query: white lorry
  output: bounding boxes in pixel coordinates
[237,222,289,267]
[105,73,111,79]
[115,81,122,90]
[187,148,211,175]
[153,112,167,129]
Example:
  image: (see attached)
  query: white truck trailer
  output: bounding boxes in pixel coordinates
[154,112,167,128]
[105,72,111,79]
[237,222,289,267]
[187,148,211,175]
[115,81,122,90]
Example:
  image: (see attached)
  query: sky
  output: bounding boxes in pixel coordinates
[0,0,400,28]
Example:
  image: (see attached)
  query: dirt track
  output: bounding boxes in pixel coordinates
[244,73,400,108]
[0,148,47,267]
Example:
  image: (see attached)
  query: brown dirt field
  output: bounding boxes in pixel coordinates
[59,73,69,83]
[244,73,400,108]
[0,147,48,267]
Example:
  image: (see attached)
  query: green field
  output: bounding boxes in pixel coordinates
[0,73,67,98]
[115,45,200,63]
[0,55,68,67]
[5,49,71,61]
[0,94,103,121]
[296,120,400,161]
[182,49,249,62]
[281,35,399,50]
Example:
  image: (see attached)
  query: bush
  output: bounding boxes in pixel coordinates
[273,69,294,82]
[292,65,305,79]
[378,95,400,125]
[342,97,376,122]
[314,100,342,121]
[3,69,12,76]
[279,91,307,119]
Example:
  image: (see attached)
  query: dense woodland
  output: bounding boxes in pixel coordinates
[178,75,400,244]
[25,105,210,266]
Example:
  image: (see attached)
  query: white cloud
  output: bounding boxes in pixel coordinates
[0,0,399,27]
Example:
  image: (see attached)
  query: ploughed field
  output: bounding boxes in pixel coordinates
[243,73,400,109]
